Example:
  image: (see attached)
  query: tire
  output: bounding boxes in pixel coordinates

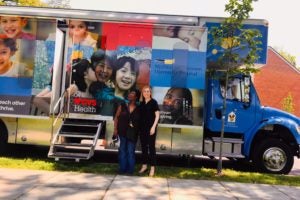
[253,138,294,174]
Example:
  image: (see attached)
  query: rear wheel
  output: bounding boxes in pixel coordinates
[253,138,293,174]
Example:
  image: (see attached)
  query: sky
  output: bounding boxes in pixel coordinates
[69,0,299,67]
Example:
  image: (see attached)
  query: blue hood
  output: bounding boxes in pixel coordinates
[262,106,300,124]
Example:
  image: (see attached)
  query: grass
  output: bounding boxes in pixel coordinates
[1,156,300,187]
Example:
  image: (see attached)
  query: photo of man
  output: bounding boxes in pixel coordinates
[160,87,193,125]
[152,87,203,126]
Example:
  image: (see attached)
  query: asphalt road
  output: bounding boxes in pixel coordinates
[1,144,300,175]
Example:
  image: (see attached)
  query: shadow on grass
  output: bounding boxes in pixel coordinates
[1,144,300,186]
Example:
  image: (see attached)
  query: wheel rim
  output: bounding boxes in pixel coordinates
[263,147,287,172]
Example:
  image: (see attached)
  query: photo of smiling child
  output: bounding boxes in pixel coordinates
[153,25,206,51]
[0,38,31,77]
[114,56,138,99]
[0,16,36,40]
[67,20,97,64]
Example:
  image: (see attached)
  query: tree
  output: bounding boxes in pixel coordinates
[43,0,70,8]
[0,0,17,5]
[281,92,295,114]
[274,47,297,67]
[209,0,262,175]
[0,0,70,7]
[0,0,46,6]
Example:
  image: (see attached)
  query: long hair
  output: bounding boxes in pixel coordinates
[141,85,152,102]
[172,26,181,38]
[71,58,90,92]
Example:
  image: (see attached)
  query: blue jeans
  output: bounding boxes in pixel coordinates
[118,135,136,174]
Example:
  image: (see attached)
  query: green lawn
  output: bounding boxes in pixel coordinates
[1,156,300,186]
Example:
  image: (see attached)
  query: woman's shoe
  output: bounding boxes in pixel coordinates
[138,164,148,174]
[149,166,155,177]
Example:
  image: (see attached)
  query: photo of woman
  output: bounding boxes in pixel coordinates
[88,50,117,116]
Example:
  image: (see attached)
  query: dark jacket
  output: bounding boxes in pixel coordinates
[116,102,140,142]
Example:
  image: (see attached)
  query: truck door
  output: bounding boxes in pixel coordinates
[207,75,257,134]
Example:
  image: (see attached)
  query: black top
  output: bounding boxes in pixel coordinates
[140,98,160,132]
[117,102,140,138]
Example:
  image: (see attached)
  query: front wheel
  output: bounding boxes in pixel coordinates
[253,138,294,174]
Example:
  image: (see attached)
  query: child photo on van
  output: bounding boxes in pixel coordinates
[0,38,30,77]
[153,25,205,50]
[113,56,139,99]
[67,20,98,64]
[0,16,36,40]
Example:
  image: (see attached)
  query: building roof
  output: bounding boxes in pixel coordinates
[253,47,300,117]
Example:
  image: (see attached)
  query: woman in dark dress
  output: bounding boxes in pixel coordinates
[138,85,160,177]
[113,89,140,174]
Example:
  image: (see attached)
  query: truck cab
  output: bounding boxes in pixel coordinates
[203,73,300,174]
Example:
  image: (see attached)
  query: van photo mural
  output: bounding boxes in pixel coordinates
[0,16,56,116]
[0,16,268,126]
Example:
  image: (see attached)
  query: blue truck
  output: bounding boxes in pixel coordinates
[0,6,299,174]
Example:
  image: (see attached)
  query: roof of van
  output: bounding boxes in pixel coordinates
[0,6,268,26]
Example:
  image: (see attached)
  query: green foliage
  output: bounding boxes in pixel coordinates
[281,92,295,114]
[0,0,47,6]
[209,0,262,175]
[18,0,46,6]
[45,0,70,8]
[0,0,71,7]
[274,47,297,67]
[0,0,15,5]
[209,0,262,75]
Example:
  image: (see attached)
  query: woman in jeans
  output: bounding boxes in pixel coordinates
[113,89,140,174]
[138,85,160,177]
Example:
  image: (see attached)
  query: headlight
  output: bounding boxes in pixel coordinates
[297,125,300,134]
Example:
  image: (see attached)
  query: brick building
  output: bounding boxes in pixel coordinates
[253,47,300,117]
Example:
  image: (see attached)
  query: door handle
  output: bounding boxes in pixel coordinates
[215,108,222,120]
